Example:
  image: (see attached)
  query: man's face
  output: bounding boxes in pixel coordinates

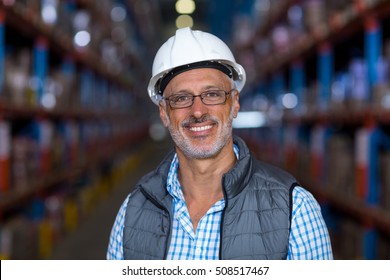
[159,68,240,159]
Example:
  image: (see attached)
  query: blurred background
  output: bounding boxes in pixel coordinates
[0,0,390,260]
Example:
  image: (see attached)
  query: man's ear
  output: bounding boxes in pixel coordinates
[233,90,240,118]
[159,101,169,127]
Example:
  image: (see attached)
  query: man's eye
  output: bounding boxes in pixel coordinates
[174,95,191,103]
[204,91,221,98]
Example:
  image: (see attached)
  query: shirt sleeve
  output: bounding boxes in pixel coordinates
[287,186,333,260]
[106,194,130,260]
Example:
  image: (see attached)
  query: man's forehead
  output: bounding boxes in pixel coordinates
[164,68,232,94]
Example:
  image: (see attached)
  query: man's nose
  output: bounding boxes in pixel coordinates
[190,96,207,117]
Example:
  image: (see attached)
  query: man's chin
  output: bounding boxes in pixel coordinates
[183,144,221,159]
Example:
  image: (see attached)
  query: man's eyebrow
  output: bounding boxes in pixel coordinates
[169,85,222,95]
[201,85,225,91]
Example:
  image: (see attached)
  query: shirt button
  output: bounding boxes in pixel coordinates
[195,247,201,254]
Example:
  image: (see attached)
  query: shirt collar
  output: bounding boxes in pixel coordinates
[166,145,239,200]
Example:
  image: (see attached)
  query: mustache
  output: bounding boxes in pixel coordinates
[181,115,219,127]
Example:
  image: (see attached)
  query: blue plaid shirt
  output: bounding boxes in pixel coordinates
[107,148,333,260]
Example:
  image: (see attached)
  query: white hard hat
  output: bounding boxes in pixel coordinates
[147,27,246,105]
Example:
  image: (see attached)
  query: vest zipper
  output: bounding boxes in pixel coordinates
[219,180,228,260]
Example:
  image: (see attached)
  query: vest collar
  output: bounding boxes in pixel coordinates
[138,150,175,209]
[222,135,253,199]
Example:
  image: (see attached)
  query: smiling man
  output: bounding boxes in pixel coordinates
[106,27,333,260]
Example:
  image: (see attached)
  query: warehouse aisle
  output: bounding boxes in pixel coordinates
[49,138,173,260]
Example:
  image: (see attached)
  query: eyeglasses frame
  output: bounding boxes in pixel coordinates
[163,89,237,109]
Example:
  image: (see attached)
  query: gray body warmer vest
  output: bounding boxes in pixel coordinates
[123,136,298,259]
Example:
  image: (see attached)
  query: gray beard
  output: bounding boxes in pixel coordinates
[165,104,235,159]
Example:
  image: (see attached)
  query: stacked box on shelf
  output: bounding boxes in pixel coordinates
[2,36,73,110]
[101,120,112,149]
[379,129,390,211]
[33,37,48,106]
[45,56,77,111]
[372,57,390,109]
[317,43,333,111]
[282,124,298,173]
[377,138,390,259]
[33,119,54,175]
[11,135,34,191]
[8,119,55,184]
[79,68,94,109]
[0,120,10,192]
[58,120,80,167]
[338,217,364,259]
[304,81,319,115]
[241,127,282,165]
[9,118,85,188]
[289,60,306,114]
[310,125,331,184]
[355,127,381,205]
[379,148,390,211]
[28,197,52,259]
[325,0,350,18]
[326,132,356,197]
[18,0,40,12]
[372,38,390,109]
[295,125,311,181]
[79,121,97,158]
[303,0,328,36]
[3,48,32,106]
[54,0,75,36]
[355,126,382,259]
[330,72,349,112]
[0,10,4,96]
[325,212,366,260]
[51,123,66,171]
[264,126,285,166]
[347,57,369,110]
[43,193,64,250]
[377,233,390,259]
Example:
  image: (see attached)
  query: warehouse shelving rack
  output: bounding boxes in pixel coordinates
[237,0,390,259]
[0,0,151,259]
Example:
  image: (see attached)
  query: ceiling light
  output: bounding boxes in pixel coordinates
[176,15,193,29]
[41,5,58,25]
[111,6,127,22]
[74,31,91,47]
[175,0,196,14]
[233,111,267,128]
[282,93,298,109]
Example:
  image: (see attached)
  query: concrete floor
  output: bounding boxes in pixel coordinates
[49,138,172,260]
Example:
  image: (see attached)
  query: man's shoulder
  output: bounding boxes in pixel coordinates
[251,159,298,189]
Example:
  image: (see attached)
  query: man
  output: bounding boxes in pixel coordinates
[107,27,333,260]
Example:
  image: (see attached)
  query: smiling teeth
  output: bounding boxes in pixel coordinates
[190,125,212,132]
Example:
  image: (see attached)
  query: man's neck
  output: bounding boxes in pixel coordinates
[176,143,237,199]
[175,143,237,231]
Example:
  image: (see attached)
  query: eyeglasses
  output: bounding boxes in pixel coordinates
[164,89,234,109]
